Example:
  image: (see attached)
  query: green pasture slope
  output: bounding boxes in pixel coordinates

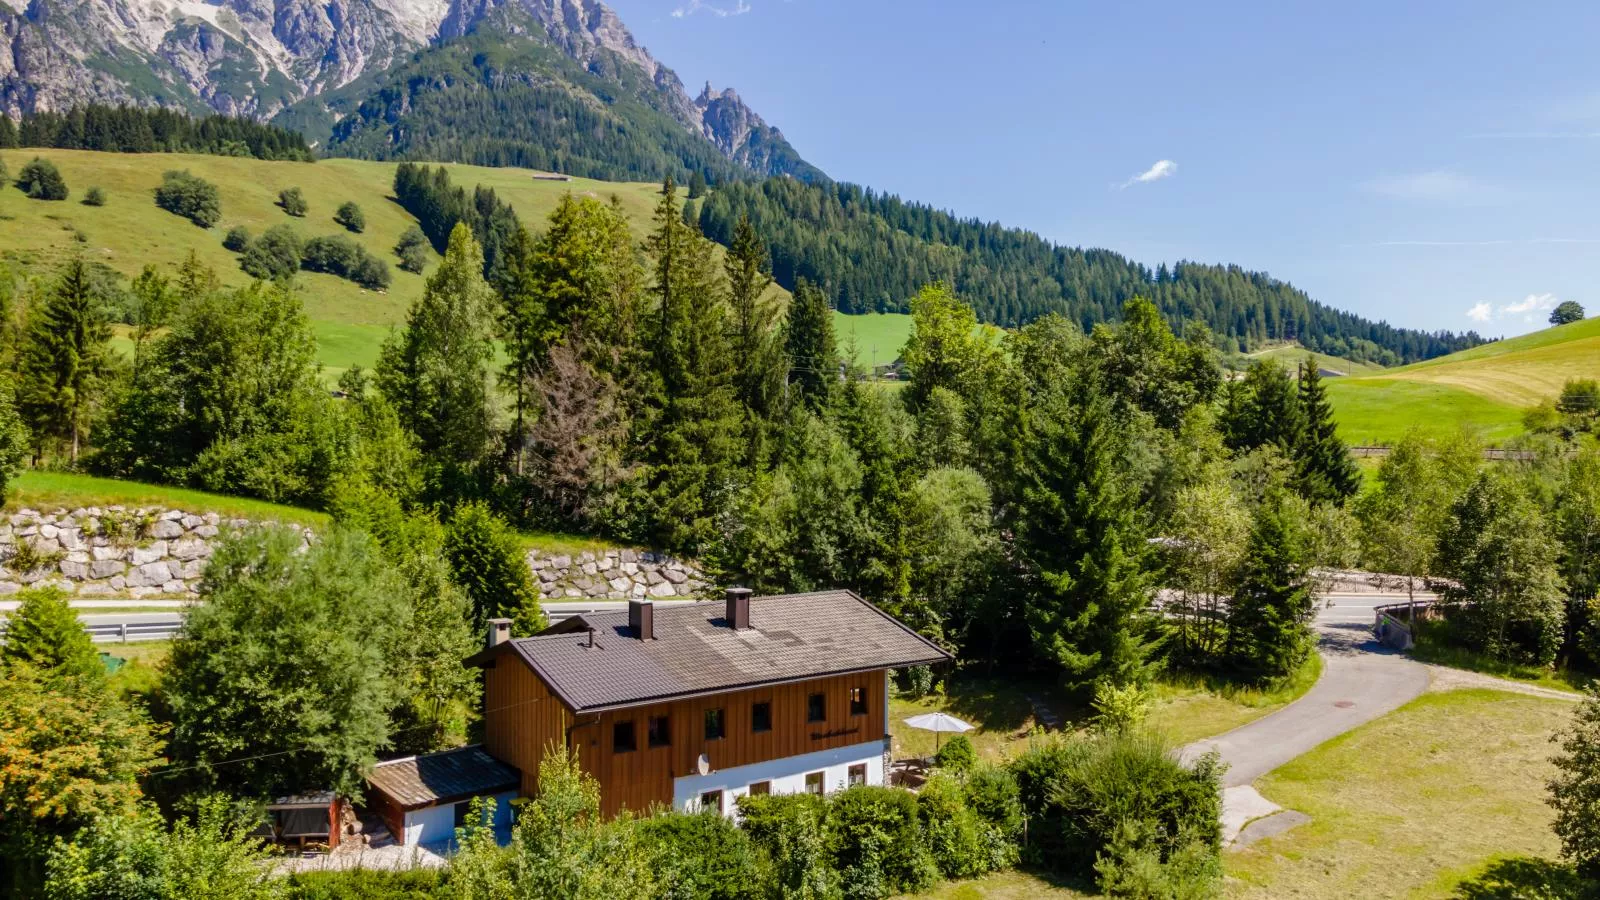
[0,149,666,378]
[1321,316,1600,445]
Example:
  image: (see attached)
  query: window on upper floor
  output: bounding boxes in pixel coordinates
[849,686,867,716]
[807,692,826,723]
[613,720,636,753]
[705,707,726,741]
[751,701,772,733]
[648,715,671,748]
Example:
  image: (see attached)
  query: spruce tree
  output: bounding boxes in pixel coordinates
[1226,489,1315,682]
[1294,359,1360,502]
[0,587,102,684]
[375,223,498,477]
[688,170,707,199]
[0,376,26,504]
[1016,374,1155,693]
[16,258,113,460]
[1221,359,1303,453]
[726,214,782,422]
[644,177,742,553]
[495,224,546,476]
[784,278,837,413]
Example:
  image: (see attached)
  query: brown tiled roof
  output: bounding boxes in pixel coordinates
[366,746,520,810]
[470,590,950,713]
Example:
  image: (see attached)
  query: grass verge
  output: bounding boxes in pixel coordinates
[1147,653,1323,746]
[7,470,331,527]
[1224,689,1572,899]
[901,870,1092,899]
[1410,620,1589,694]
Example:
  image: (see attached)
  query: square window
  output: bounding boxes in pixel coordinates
[807,693,826,723]
[849,686,867,716]
[751,701,772,733]
[705,708,726,741]
[848,764,867,787]
[648,715,671,748]
[612,720,636,753]
[804,771,824,796]
[748,780,771,796]
[699,789,724,814]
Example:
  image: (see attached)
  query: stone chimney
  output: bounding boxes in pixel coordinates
[725,587,752,630]
[629,599,654,641]
[487,617,512,649]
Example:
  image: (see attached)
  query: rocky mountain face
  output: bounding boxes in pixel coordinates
[0,0,823,180]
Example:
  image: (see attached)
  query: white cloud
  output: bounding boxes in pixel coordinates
[1117,159,1177,189]
[1364,170,1501,203]
[672,0,750,17]
[1465,293,1561,324]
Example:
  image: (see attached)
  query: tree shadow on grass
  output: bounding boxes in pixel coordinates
[934,672,1081,735]
[1451,857,1596,900]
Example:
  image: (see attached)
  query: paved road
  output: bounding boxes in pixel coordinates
[1180,593,1431,788]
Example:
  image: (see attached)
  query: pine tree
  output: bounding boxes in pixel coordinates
[784,278,837,413]
[0,377,27,504]
[1016,375,1155,693]
[494,224,546,476]
[1226,490,1315,682]
[1221,359,1303,453]
[375,223,498,476]
[1294,359,1360,502]
[16,259,113,460]
[688,170,707,199]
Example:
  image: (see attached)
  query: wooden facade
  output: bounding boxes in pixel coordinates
[481,659,887,817]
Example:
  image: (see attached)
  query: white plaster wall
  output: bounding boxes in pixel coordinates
[672,739,888,814]
[403,791,517,847]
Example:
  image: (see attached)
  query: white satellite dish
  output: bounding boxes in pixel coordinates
[696,753,711,776]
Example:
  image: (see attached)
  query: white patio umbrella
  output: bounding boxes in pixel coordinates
[902,712,975,753]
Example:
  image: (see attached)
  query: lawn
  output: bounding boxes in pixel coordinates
[903,870,1092,899]
[1224,689,1573,899]
[888,658,1321,764]
[1410,620,1590,694]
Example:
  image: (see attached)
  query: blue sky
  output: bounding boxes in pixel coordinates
[603,0,1600,337]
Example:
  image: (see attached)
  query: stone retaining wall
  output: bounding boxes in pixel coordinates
[528,549,707,600]
[0,507,703,602]
[0,507,310,598]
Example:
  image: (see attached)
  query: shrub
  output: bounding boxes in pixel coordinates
[637,809,763,900]
[737,792,839,900]
[16,157,67,200]
[827,786,938,899]
[278,186,307,216]
[82,186,106,206]
[154,169,221,227]
[334,200,366,233]
[1091,680,1153,735]
[1009,731,1222,893]
[895,665,935,698]
[222,225,252,252]
[933,733,977,773]
[918,773,1008,879]
[394,225,429,273]
[964,763,1025,842]
[240,224,303,280]
[283,867,448,899]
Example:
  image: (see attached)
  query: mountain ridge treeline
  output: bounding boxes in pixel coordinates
[2,105,313,162]
[699,178,1481,365]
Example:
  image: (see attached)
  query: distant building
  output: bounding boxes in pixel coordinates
[467,589,950,817]
[532,173,573,181]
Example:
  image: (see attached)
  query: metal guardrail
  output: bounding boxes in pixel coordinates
[0,600,670,645]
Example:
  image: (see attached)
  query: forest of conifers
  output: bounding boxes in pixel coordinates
[698,178,1483,365]
[1,105,312,162]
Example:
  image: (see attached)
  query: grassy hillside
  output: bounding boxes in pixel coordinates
[834,311,913,369]
[1243,343,1383,376]
[1318,319,1600,445]
[0,149,666,378]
